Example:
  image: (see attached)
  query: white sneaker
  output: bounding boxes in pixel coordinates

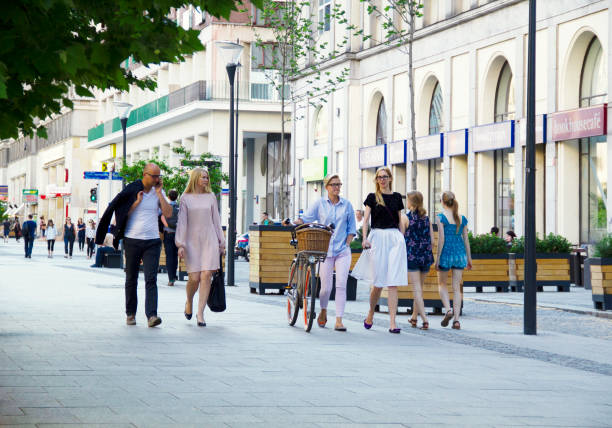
[64,255,67,258]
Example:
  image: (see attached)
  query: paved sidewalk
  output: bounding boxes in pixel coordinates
[1,239,611,427]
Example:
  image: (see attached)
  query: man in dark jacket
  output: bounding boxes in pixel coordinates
[97,163,173,327]
[22,214,37,258]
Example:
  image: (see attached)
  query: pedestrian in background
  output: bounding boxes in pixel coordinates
[86,220,96,259]
[161,189,179,287]
[436,191,472,330]
[261,212,272,225]
[175,168,225,327]
[22,214,37,258]
[46,219,57,258]
[63,217,75,259]
[2,218,10,243]
[352,166,407,334]
[91,233,115,268]
[97,163,172,327]
[13,217,21,242]
[294,173,356,331]
[355,209,364,231]
[505,230,516,246]
[40,216,46,239]
[77,218,86,252]
[402,191,433,330]
[490,226,499,237]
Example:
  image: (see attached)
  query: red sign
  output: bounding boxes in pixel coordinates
[549,104,607,141]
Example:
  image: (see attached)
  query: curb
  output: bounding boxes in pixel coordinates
[466,297,612,320]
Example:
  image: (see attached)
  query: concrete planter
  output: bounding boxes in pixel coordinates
[589,257,612,310]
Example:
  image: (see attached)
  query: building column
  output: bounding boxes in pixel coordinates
[467,49,477,228]
[607,9,612,234]
[443,57,452,190]
[514,33,525,237]
[194,134,208,156]
[546,24,559,235]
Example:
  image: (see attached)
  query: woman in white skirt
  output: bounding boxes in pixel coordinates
[352,166,408,333]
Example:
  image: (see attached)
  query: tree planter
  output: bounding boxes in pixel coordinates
[248,225,294,295]
[462,254,509,292]
[513,253,571,292]
[590,257,612,310]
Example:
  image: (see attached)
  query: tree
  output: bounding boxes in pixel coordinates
[0,201,8,222]
[0,0,262,140]
[119,147,229,196]
[252,0,350,218]
[362,0,423,190]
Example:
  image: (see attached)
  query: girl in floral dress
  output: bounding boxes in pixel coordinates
[402,191,434,330]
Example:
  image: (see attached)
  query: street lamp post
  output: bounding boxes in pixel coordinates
[113,102,133,190]
[524,0,537,335]
[217,41,244,287]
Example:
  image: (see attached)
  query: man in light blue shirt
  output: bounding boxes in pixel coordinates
[295,174,356,331]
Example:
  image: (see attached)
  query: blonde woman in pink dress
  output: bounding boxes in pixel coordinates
[175,168,225,327]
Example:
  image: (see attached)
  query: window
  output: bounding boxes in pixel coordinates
[251,44,280,70]
[429,82,444,134]
[376,99,387,145]
[318,0,331,34]
[314,105,328,146]
[494,62,515,234]
[579,37,607,243]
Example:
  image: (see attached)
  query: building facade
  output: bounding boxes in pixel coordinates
[293,0,611,244]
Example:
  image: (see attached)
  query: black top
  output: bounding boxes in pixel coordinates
[96,179,144,249]
[364,192,404,229]
[64,224,75,240]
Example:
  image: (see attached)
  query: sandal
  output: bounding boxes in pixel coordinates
[409,318,417,328]
[420,321,429,330]
[317,313,327,328]
[452,320,461,330]
[441,310,453,327]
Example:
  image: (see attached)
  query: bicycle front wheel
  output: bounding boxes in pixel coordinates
[286,261,299,326]
[303,263,317,332]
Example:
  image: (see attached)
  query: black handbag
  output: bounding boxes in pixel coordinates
[207,255,226,312]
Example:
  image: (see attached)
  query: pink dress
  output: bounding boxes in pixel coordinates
[175,192,224,272]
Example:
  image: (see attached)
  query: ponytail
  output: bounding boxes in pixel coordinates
[442,191,461,233]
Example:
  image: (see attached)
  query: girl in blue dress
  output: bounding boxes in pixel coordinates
[435,191,472,330]
[401,191,433,330]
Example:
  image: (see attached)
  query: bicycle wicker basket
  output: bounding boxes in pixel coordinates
[295,225,332,253]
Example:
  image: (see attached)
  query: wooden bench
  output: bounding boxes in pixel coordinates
[514,254,571,292]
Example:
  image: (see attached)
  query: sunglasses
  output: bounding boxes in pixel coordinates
[376,175,390,180]
[145,173,162,179]
[328,183,342,188]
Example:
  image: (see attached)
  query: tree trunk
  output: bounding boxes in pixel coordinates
[408,7,417,191]
[280,75,286,220]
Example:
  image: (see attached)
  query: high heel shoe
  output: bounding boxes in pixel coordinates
[196,315,206,327]
[184,302,192,320]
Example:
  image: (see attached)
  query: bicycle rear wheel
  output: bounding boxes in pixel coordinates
[303,263,317,332]
[286,261,299,326]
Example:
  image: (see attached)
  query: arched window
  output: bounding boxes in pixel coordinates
[579,37,608,243]
[376,98,387,145]
[429,82,443,134]
[494,61,515,123]
[313,104,328,146]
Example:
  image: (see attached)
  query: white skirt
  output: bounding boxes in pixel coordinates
[351,228,408,288]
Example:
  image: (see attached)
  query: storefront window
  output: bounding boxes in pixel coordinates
[376,99,387,145]
[579,37,607,243]
[266,133,291,220]
[313,105,328,146]
[428,82,443,216]
[494,61,515,233]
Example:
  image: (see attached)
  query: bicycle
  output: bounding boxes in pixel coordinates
[286,223,333,332]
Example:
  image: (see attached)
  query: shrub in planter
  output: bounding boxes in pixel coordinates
[594,235,612,258]
[468,232,508,255]
[463,233,509,292]
[591,235,612,310]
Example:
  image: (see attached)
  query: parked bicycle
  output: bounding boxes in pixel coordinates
[286,223,334,332]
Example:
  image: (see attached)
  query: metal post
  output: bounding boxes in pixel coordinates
[226,64,237,287]
[96,181,100,224]
[524,0,537,335]
[121,117,128,190]
[234,65,240,243]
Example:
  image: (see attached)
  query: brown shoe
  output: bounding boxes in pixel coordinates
[147,316,162,327]
[126,315,136,326]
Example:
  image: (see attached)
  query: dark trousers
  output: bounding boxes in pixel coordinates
[86,238,95,258]
[124,237,161,318]
[94,246,115,267]
[78,235,85,251]
[47,240,55,251]
[163,232,178,282]
[64,238,74,256]
[24,237,33,257]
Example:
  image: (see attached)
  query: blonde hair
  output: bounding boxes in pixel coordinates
[407,191,426,218]
[374,166,393,206]
[184,168,212,195]
[324,173,341,188]
[441,191,460,233]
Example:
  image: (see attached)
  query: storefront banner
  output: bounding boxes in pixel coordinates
[359,145,386,169]
[549,104,607,141]
[412,134,443,161]
[22,189,38,204]
[387,140,406,165]
[446,129,468,156]
[0,185,7,201]
[472,120,514,153]
[518,114,546,146]
[45,184,71,198]
[302,156,328,182]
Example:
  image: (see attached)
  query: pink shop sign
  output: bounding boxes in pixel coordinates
[549,104,607,141]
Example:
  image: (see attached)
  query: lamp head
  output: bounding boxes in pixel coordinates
[113,102,133,120]
[216,41,244,66]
